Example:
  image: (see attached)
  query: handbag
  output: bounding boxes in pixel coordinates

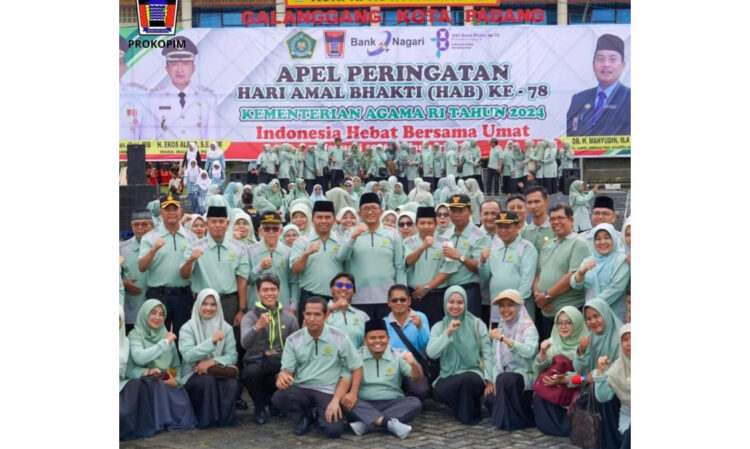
[472,318,486,376]
[532,354,576,406]
[570,384,603,449]
[389,320,440,383]
[527,160,538,173]
[207,364,239,379]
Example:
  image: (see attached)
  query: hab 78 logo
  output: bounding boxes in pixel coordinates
[136,0,179,36]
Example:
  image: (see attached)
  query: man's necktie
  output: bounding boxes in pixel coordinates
[178,92,186,109]
[592,91,606,123]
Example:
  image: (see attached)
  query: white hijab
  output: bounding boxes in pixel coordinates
[186,159,200,183]
[190,289,228,358]
[206,141,222,160]
[211,161,222,179]
[197,169,211,190]
[186,142,199,162]
[119,307,129,379]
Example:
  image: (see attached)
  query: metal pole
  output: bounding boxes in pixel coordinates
[557,0,568,25]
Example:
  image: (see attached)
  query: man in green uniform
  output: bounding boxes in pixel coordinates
[120,209,154,332]
[271,297,363,437]
[290,200,348,325]
[533,204,590,341]
[520,186,555,257]
[138,193,194,337]
[340,192,406,321]
[328,137,345,188]
[403,207,459,326]
[487,138,502,196]
[344,320,423,439]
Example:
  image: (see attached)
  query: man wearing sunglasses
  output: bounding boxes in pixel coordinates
[404,207,459,327]
[340,192,405,322]
[325,273,370,348]
[247,212,299,316]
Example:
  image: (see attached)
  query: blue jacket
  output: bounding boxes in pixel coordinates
[566,83,631,136]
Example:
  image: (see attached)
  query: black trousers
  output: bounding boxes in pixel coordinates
[298,289,333,327]
[402,376,431,401]
[409,287,446,330]
[220,292,244,368]
[240,358,281,412]
[316,175,328,191]
[502,175,512,195]
[120,378,156,441]
[485,372,534,431]
[621,425,631,449]
[146,286,193,342]
[258,172,273,185]
[539,313,555,342]
[329,169,344,188]
[184,373,240,429]
[278,178,290,192]
[469,174,484,191]
[422,176,435,192]
[598,396,623,449]
[460,282,482,318]
[486,170,501,195]
[356,303,391,322]
[433,372,485,425]
[304,179,316,194]
[512,177,525,194]
[272,386,344,438]
[533,394,570,436]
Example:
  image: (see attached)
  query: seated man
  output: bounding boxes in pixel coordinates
[240,273,300,425]
[271,297,363,438]
[344,320,423,439]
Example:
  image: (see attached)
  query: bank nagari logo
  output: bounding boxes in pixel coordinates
[136,0,178,36]
[287,31,316,59]
[430,28,450,58]
[324,31,346,58]
[367,31,392,56]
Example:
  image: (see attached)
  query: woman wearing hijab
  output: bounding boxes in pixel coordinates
[511,142,526,193]
[435,204,455,237]
[285,178,311,209]
[464,178,484,225]
[433,178,448,205]
[412,180,435,208]
[120,307,157,441]
[334,206,358,240]
[195,170,211,215]
[230,210,258,247]
[379,180,392,208]
[223,182,242,214]
[594,323,631,445]
[485,290,538,431]
[531,306,588,436]
[265,179,284,213]
[205,141,224,173]
[181,142,202,171]
[541,140,559,194]
[309,184,327,206]
[281,223,301,249]
[326,187,354,216]
[380,210,398,230]
[352,176,365,197]
[251,184,277,215]
[184,159,201,214]
[396,211,416,240]
[129,299,197,432]
[387,182,408,210]
[558,142,576,192]
[571,224,630,321]
[146,199,162,228]
[569,181,598,232]
[288,202,312,235]
[427,286,495,425]
[209,160,224,188]
[178,289,241,429]
[278,143,296,189]
[185,214,207,240]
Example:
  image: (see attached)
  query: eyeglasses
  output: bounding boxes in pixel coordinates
[335,282,353,289]
[398,221,413,228]
[555,320,573,327]
[436,212,450,218]
[262,226,281,233]
[389,297,409,303]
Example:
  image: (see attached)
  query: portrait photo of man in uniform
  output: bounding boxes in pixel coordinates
[566,33,630,137]
[143,35,219,140]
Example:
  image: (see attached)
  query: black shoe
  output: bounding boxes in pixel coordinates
[253,408,268,425]
[293,416,311,436]
[235,399,248,410]
[269,406,285,418]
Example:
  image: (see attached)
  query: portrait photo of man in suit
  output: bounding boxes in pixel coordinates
[566,34,630,137]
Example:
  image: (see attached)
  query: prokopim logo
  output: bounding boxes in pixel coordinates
[136,0,179,36]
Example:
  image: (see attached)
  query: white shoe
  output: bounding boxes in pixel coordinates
[349,420,368,436]
[387,418,412,439]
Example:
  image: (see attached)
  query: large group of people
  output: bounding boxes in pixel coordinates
[120,139,630,448]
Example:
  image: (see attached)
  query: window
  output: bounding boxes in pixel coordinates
[591,9,616,24]
[120,6,138,26]
[617,9,631,24]
[198,13,221,28]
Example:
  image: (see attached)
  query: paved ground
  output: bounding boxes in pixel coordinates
[121,392,578,449]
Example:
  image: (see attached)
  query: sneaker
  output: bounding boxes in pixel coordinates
[349,421,368,436]
[253,408,268,425]
[293,416,311,436]
[387,418,411,440]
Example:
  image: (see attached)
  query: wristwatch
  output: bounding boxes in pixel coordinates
[423,284,431,292]
[544,292,552,302]
[459,255,466,263]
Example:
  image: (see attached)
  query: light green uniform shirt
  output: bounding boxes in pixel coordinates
[177,320,237,385]
[520,219,556,258]
[433,150,445,177]
[281,324,363,394]
[121,237,149,324]
[357,345,413,401]
[139,223,193,288]
[247,241,299,309]
[537,233,591,317]
[329,145,344,170]
[445,224,491,285]
[421,148,435,176]
[183,235,250,295]
[479,235,538,321]
[488,145,502,170]
[403,234,458,288]
[289,232,348,296]
[325,303,370,348]
[340,225,406,305]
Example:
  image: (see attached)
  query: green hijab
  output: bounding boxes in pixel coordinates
[583,298,624,371]
[546,306,588,360]
[326,187,354,214]
[439,286,481,376]
[252,184,276,214]
[387,182,408,210]
[568,180,585,205]
[229,210,256,245]
[265,179,284,210]
[352,176,365,196]
[129,299,173,370]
